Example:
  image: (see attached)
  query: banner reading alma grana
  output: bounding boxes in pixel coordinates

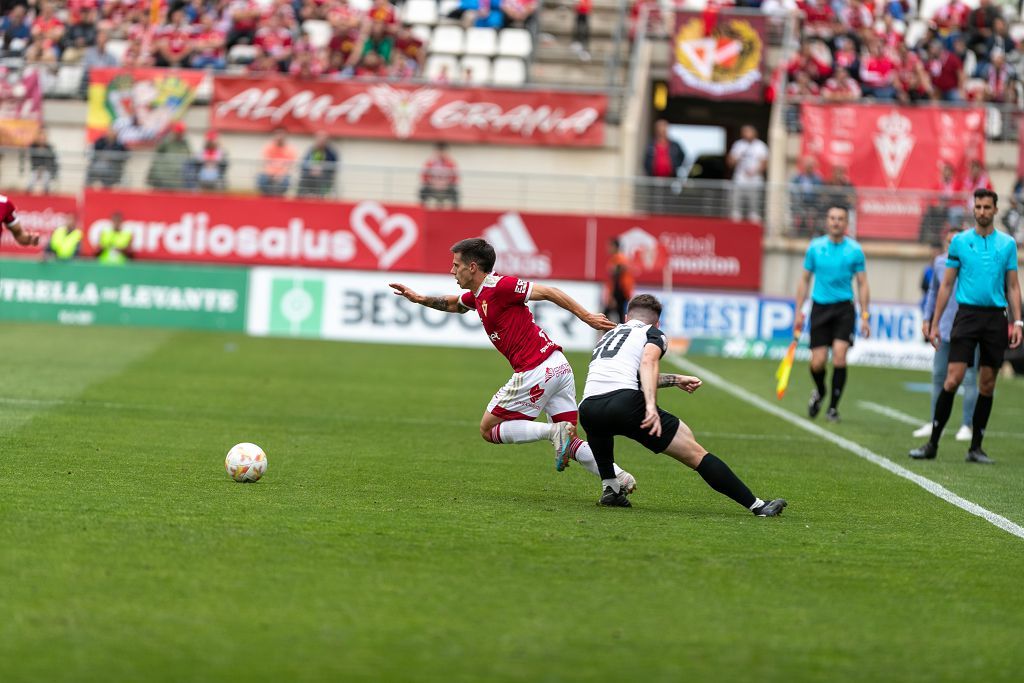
[210,76,607,146]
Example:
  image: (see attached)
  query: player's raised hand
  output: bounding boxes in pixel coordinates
[640,403,661,437]
[677,375,702,393]
[389,283,422,303]
[583,312,616,331]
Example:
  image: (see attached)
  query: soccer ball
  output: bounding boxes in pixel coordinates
[225,442,268,483]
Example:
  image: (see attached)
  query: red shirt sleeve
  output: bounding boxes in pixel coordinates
[459,291,476,309]
[1,197,18,227]
[496,275,533,306]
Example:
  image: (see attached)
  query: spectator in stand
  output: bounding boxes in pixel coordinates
[831,36,859,77]
[642,118,685,212]
[874,13,905,52]
[147,122,193,190]
[254,13,294,71]
[86,128,128,188]
[572,0,592,61]
[963,160,993,196]
[502,0,538,34]
[799,0,835,39]
[0,6,32,57]
[349,20,393,70]
[79,29,117,96]
[419,142,460,208]
[839,0,873,42]
[258,129,297,197]
[191,130,228,192]
[226,0,261,48]
[154,9,195,68]
[860,39,898,100]
[191,13,228,70]
[289,44,330,78]
[926,40,964,101]
[823,166,858,232]
[247,52,281,75]
[32,2,66,54]
[354,50,387,77]
[895,41,934,103]
[392,25,425,79]
[26,127,58,195]
[61,6,98,64]
[298,132,339,198]
[982,18,1017,66]
[939,162,966,228]
[727,125,769,224]
[979,48,1017,103]
[932,0,970,49]
[785,69,821,130]
[367,0,398,29]
[788,39,832,83]
[791,157,825,237]
[823,65,862,101]
[966,0,1000,56]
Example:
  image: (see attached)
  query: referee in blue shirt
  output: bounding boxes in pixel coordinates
[793,204,871,422]
[910,189,1023,463]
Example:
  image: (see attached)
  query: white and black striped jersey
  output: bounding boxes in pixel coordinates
[582,319,668,399]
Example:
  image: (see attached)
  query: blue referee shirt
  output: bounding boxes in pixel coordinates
[947,228,1019,308]
[803,235,866,304]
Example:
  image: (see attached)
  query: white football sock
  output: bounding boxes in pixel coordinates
[573,441,624,478]
[491,420,551,444]
[602,478,621,493]
[748,497,765,511]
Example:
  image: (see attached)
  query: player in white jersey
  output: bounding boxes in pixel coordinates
[578,294,788,515]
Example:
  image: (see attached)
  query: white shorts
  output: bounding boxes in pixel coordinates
[486,351,579,423]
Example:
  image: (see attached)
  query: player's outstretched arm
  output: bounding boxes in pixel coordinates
[5,219,40,247]
[388,283,464,313]
[529,284,615,330]
[657,374,702,393]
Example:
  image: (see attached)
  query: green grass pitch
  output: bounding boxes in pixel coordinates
[2,322,1023,682]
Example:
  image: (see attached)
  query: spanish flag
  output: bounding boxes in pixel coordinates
[775,339,797,400]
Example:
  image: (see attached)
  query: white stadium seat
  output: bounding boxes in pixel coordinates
[491,56,526,86]
[497,28,532,58]
[403,0,439,26]
[1010,22,1024,44]
[904,20,928,48]
[463,27,498,56]
[425,54,459,82]
[460,55,492,84]
[195,73,214,102]
[410,24,433,45]
[303,20,332,49]
[430,25,465,55]
[105,39,129,63]
[349,0,373,11]
[439,0,461,18]
[228,44,260,64]
[54,64,84,96]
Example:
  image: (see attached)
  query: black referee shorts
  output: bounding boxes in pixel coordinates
[579,389,680,454]
[809,300,856,349]
[949,305,1008,369]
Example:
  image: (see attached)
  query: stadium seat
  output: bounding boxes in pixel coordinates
[497,28,532,58]
[349,0,373,11]
[411,24,433,45]
[464,27,498,56]
[105,39,129,63]
[425,54,459,82]
[53,64,83,97]
[403,0,439,26]
[196,73,214,103]
[460,55,492,84]
[491,56,526,86]
[303,20,332,49]
[1010,22,1024,44]
[904,20,928,48]
[228,44,260,65]
[430,25,465,54]
[439,0,461,19]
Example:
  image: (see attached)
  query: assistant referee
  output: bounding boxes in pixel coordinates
[793,204,871,423]
[910,189,1023,464]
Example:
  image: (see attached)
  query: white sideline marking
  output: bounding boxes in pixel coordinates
[858,401,921,426]
[668,355,1024,541]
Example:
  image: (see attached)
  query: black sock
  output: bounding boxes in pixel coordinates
[930,389,956,446]
[811,369,826,396]
[696,453,756,509]
[971,394,993,451]
[829,366,847,410]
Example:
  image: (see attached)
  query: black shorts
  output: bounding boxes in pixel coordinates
[949,305,1008,369]
[809,300,856,349]
[579,389,680,454]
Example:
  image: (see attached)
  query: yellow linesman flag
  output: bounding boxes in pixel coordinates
[775,340,797,400]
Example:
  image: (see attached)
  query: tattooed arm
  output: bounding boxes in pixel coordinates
[389,283,466,314]
[657,374,703,393]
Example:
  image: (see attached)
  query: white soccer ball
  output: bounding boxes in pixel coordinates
[225,442,268,483]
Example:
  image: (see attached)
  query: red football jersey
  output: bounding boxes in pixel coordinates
[459,273,561,372]
[0,194,18,229]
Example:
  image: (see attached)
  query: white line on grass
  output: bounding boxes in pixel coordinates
[667,355,1024,541]
[858,401,921,425]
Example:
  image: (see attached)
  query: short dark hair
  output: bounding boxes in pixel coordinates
[609,237,621,250]
[974,188,998,207]
[451,238,496,272]
[626,294,662,322]
[826,204,850,216]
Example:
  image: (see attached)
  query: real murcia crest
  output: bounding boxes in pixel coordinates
[873,111,914,188]
[367,85,442,138]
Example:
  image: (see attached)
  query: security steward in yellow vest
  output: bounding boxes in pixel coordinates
[97,212,133,265]
[45,223,83,260]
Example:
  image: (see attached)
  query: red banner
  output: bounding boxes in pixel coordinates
[669,10,767,101]
[210,76,607,147]
[86,68,205,146]
[0,66,44,147]
[801,104,986,239]
[0,194,77,257]
[81,190,426,271]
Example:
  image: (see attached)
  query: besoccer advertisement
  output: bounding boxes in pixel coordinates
[245,268,603,352]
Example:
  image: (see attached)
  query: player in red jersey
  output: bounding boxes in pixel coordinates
[390,238,637,493]
[0,195,42,248]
